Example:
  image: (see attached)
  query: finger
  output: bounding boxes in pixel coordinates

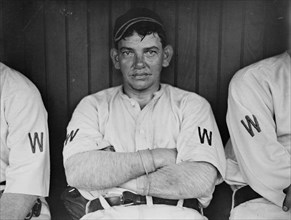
[283,198,290,212]
[283,186,291,212]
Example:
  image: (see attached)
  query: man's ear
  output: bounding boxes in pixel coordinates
[162,45,173,67]
[110,48,120,69]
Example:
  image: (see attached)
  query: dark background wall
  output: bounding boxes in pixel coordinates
[0,0,289,219]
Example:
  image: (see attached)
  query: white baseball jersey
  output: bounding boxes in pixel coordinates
[0,62,50,196]
[63,84,226,207]
[226,52,291,207]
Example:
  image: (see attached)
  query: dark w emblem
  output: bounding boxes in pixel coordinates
[64,129,79,145]
[241,115,261,137]
[198,127,212,146]
[28,132,44,153]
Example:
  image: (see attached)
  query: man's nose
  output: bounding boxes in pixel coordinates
[134,54,145,68]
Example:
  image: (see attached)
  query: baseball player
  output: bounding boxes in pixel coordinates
[63,8,226,219]
[0,63,51,219]
[225,51,291,219]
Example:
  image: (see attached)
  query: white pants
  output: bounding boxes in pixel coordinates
[81,195,207,220]
[230,198,291,220]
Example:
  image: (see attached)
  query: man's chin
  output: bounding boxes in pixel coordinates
[132,85,149,91]
[130,82,153,91]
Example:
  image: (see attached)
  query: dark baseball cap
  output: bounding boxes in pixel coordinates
[113,8,165,42]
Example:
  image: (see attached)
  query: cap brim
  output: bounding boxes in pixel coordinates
[114,17,164,42]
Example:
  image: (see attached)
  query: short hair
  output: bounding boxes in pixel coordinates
[114,21,167,48]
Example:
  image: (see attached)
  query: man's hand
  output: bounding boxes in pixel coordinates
[120,148,177,194]
[0,193,36,219]
[283,184,291,212]
[151,148,177,169]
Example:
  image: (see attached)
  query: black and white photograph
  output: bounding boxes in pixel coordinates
[0,0,290,219]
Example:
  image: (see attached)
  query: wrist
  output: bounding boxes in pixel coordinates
[136,175,150,196]
[150,148,161,168]
[138,149,156,173]
[151,148,177,168]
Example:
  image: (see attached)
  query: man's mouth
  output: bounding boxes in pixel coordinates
[131,73,151,79]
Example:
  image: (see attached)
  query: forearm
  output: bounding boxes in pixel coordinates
[0,193,36,219]
[149,162,217,199]
[122,161,217,200]
[65,149,156,191]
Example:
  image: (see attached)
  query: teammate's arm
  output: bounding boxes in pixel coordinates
[227,73,290,207]
[0,193,36,219]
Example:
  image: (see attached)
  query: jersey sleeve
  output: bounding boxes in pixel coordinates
[4,88,50,197]
[226,73,290,207]
[176,95,226,182]
[63,96,111,163]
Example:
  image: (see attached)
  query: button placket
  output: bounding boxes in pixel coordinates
[135,103,155,151]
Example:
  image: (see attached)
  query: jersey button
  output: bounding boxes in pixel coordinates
[130,100,135,107]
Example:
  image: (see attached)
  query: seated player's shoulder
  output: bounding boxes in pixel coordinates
[164,84,211,110]
[1,63,42,99]
[230,53,286,90]
[77,85,122,109]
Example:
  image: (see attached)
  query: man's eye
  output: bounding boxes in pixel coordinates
[145,50,157,56]
[122,51,133,56]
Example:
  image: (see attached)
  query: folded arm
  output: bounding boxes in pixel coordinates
[65,148,176,191]
[121,161,217,200]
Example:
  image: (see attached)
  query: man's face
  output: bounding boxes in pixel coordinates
[112,32,172,92]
